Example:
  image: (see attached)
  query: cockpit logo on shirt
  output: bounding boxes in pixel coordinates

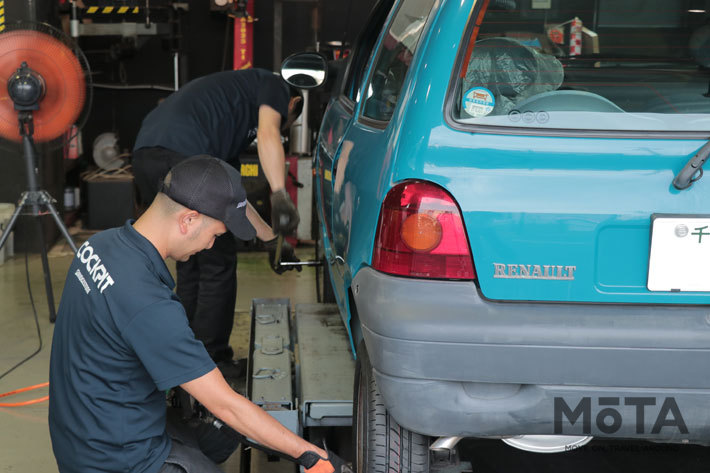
[75,241,115,294]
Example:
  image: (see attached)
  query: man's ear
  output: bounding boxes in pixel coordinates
[178,210,200,234]
[288,96,302,113]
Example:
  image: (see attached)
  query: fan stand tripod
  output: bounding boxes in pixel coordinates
[0,110,78,323]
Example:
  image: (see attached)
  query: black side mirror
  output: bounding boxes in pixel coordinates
[280,52,328,89]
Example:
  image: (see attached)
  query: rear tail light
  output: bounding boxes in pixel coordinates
[372,181,476,280]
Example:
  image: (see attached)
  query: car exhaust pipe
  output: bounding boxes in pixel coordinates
[430,436,463,453]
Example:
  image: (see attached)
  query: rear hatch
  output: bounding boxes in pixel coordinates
[441,135,710,303]
[442,0,710,303]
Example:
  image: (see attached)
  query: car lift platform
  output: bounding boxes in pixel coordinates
[244,298,355,473]
[248,298,355,435]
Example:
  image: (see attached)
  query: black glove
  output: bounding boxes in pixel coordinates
[264,236,302,274]
[296,449,353,473]
[270,189,300,236]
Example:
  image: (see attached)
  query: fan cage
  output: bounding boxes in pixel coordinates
[0,21,92,150]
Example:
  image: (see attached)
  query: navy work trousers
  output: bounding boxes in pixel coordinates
[158,417,240,472]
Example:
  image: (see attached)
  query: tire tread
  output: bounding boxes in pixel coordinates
[356,344,429,473]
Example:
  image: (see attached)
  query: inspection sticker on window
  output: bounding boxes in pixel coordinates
[462,87,495,117]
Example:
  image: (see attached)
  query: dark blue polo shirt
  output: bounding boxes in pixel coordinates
[49,221,215,473]
[133,68,290,166]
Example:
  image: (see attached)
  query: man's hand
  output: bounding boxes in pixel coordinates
[270,189,300,235]
[297,449,353,473]
[264,236,302,274]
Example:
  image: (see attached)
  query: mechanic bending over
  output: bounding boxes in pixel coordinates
[132,68,303,375]
[48,156,349,473]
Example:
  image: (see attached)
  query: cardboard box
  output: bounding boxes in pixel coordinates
[582,27,600,54]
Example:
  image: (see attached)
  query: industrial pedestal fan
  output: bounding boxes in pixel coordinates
[0,22,92,322]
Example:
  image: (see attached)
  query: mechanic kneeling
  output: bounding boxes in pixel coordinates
[48,155,349,473]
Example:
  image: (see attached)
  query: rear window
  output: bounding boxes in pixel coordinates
[450,0,710,132]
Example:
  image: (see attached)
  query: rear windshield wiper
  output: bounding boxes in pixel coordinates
[673,140,710,190]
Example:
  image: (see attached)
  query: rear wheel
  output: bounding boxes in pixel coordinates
[354,342,429,473]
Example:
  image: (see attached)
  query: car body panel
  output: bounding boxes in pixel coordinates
[316,98,352,307]
[316,0,440,334]
[392,128,710,303]
[309,0,710,443]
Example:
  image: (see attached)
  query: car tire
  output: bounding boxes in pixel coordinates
[354,342,429,473]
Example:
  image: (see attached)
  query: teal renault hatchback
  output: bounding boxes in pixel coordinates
[284,0,710,469]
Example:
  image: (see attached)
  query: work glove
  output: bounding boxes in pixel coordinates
[270,189,300,236]
[297,449,353,473]
[264,236,302,274]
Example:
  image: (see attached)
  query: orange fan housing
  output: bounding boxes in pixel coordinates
[0,30,85,142]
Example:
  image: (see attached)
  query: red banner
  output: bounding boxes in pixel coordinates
[233,0,254,70]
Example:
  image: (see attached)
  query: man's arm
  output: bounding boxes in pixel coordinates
[256,104,300,235]
[182,367,326,459]
[246,201,276,241]
[245,201,301,272]
[256,104,287,192]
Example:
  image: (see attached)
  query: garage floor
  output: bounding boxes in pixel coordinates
[0,225,318,472]
[2,225,710,473]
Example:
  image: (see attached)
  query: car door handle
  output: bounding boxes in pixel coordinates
[328,255,345,265]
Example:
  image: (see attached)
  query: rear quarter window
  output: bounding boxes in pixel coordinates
[362,0,437,122]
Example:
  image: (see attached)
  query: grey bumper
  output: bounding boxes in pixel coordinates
[352,267,710,441]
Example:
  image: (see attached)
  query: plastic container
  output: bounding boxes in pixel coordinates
[0,203,16,264]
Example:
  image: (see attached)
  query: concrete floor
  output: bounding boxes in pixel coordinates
[4,224,710,473]
[0,224,318,472]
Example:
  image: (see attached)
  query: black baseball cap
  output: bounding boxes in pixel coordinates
[160,155,256,241]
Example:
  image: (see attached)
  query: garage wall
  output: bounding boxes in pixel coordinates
[0,0,378,250]
[80,0,378,156]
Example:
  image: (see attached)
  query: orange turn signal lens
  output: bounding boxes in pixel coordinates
[401,213,442,252]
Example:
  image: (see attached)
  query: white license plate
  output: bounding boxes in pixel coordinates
[647,215,710,292]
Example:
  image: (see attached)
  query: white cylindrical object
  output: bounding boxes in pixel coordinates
[569,17,583,56]
[71,19,80,38]
[299,90,310,155]
[289,90,311,155]
[174,52,179,91]
[64,187,75,210]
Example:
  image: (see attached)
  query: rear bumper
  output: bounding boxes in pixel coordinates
[372,372,710,443]
[352,267,710,442]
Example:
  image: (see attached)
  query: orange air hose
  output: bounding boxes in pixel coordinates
[0,381,49,407]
